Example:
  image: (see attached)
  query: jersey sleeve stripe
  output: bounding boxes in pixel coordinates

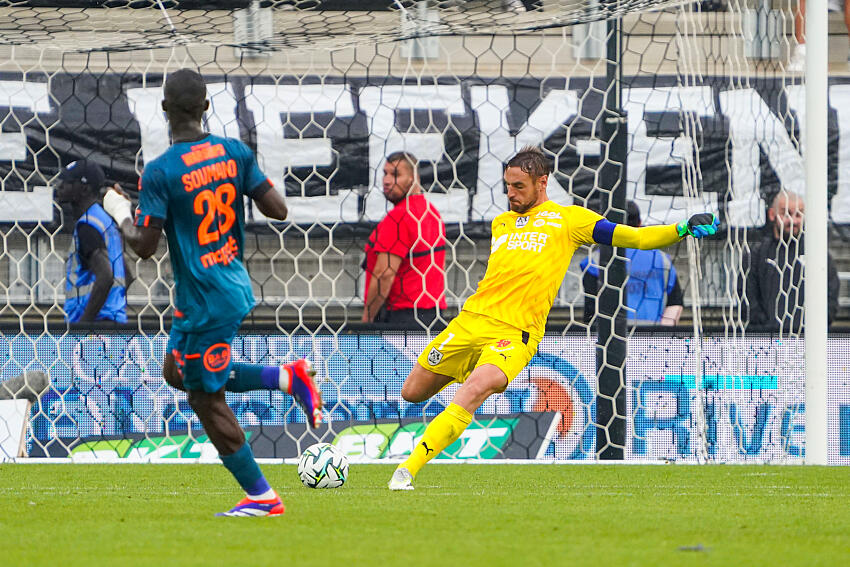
[134,214,164,229]
[592,219,616,245]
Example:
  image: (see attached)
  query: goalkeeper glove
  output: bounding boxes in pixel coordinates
[103,185,133,227]
[676,213,719,238]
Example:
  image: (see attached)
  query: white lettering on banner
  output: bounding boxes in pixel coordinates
[126,84,240,166]
[3,79,845,227]
[720,88,805,227]
[624,86,719,226]
[827,86,850,222]
[335,432,386,459]
[359,84,468,222]
[243,83,358,222]
[0,81,50,164]
[125,87,168,166]
[386,430,418,457]
[457,428,508,458]
[470,85,576,221]
[206,82,241,139]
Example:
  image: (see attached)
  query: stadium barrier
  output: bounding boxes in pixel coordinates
[3,330,849,464]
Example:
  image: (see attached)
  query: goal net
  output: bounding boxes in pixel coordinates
[0,0,843,464]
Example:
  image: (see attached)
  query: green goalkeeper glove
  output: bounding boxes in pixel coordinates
[676,213,719,238]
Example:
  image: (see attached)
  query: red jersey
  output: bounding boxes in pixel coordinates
[364,193,447,310]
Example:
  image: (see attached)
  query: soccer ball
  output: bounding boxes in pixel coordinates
[297,442,349,489]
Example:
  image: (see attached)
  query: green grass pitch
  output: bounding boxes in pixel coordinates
[1,464,848,566]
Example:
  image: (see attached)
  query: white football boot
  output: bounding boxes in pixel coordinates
[388,467,415,491]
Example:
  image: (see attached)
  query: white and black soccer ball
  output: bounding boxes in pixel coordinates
[297,442,349,489]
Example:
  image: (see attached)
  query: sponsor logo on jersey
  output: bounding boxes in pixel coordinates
[533,218,545,227]
[200,235,239,268]
[491,233,509,253]
[427,347,443,365]
[535,210,562,219]
[505,231,549,253]
[180,142,226,167]
[203,343,232,372]
[515,216,529,228]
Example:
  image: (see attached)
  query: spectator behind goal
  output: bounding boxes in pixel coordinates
[362,152,447,327]
[581,200,684,326]
[55,159,132,324]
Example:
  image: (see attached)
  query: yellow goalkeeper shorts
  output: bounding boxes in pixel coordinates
[416,310,540,387]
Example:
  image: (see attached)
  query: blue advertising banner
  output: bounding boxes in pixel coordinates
[2,332,849,463]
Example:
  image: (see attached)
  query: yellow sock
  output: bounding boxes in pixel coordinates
[399,403,472,477]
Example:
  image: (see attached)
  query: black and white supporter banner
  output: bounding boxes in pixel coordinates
[2,73,849,227]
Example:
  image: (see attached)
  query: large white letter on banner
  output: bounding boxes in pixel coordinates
[125,87,167,165]
[801,84,850,223]
[359,85,468,222]
[244,83,357,223]
[624,86,718,226]
[719,88,804,227]
[0,81,51,163]
[469,85,577,221]
[126,83,239,166]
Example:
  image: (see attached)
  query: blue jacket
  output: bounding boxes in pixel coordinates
[65,203,127,323]
[581,247,680,324]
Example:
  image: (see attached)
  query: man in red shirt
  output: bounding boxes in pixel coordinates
[362,152,447,326]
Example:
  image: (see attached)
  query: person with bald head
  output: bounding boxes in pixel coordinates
[741,190,839,333]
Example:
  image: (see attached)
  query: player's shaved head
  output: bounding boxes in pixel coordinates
[163,68,207,119]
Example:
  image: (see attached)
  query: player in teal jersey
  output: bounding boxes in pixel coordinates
[103,69,323,517]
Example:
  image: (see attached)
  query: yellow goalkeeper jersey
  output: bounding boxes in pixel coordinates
[462,200,603,338]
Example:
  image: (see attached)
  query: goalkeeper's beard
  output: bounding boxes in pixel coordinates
[509,196,537,214]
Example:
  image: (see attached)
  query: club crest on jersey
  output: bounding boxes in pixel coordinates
[496,339,511,348]
[515,216,529,228]
[427,347,443,366]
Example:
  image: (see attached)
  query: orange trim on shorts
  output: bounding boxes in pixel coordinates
[185,353,201,360]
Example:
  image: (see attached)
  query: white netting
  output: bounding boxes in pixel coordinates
[0,1,844,464]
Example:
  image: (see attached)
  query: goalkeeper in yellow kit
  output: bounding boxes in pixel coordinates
[388,146,719,490]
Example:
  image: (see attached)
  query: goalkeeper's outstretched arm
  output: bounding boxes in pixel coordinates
[594,213,719,249]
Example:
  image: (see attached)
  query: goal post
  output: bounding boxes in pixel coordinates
[0,0,843,465]
[804,0,829,465]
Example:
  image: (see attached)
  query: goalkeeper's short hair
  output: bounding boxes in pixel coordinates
[506,145,550,179]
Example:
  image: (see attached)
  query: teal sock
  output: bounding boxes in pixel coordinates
[226,364,281,392]
[219,442,272,497]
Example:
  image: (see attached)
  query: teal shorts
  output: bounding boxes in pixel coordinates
[167,320,241,393]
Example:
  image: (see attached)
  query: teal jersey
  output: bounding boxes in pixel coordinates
[135,134,271,332]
